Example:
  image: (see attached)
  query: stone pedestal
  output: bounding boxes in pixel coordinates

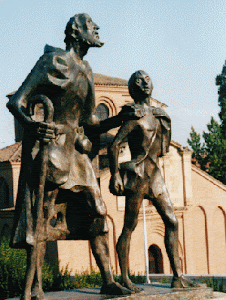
[7,283,219,300]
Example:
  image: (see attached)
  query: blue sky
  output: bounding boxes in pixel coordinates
[0,0,226,148]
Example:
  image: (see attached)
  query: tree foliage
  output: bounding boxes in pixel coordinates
[216,61,226,138]
[187,126,207,170]
[187,61,226,184]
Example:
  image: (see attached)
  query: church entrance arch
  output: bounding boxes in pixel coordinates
[148,244,164,274]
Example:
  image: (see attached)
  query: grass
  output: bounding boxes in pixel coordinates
[200,276,226,293]
[0,237,103,298]
[2,237,226,299]
[3,238,226,299]
[0,237,145,299]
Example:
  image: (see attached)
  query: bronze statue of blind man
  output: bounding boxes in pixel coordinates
[7,13,131,300]
[108,70,199,292]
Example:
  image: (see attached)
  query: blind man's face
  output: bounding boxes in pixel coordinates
[78,14,103,48]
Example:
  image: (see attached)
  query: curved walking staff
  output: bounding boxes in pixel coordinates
[24,95,54,300]
[7,13,132,300]
[8,92,57,300]
[108,70,199,292]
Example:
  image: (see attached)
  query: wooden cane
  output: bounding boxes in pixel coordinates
[27,94,54,241]
[21,95,54,300]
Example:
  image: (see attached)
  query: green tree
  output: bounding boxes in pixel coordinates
[188,118,226,182]
[187,126,207,171]
[187,60,226,184]
[203,117,226,183]
[216,60,226,138]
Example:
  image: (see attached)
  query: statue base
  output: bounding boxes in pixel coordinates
[7,283,219,300]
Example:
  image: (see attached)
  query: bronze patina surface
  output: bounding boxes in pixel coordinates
[7,13,130,300]
[108,70,199,292]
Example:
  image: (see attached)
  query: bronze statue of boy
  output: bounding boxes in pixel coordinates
[109,70,198,292]
[7,13,130,300]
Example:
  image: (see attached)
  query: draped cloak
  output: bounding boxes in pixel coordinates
[116,103,171,198]
[10,45,107,248]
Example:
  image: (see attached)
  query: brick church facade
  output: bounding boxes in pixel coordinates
[1,74,226,276]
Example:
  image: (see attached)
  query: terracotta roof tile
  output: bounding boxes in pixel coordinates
[0,142,22,162]
[6,74,128,99]
[94,73,128,86]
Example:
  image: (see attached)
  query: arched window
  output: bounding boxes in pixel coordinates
[96,104,109,121]
[148,244,164,274]
[0,177,9,209]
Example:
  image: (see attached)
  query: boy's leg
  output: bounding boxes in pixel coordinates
[151,170,198,288]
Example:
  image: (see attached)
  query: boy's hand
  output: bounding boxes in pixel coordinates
[109,172,124,196]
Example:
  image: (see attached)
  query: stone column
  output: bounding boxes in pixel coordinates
[180,147,193,207]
